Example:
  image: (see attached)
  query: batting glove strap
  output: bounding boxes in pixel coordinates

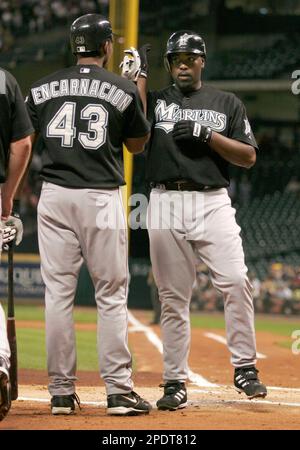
[138,43,151,78]
[172,120,212,144]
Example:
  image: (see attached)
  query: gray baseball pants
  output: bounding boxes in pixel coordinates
[0,305,10,367]
[0,192,11,367]
[147,187,257,382]
[38,182,133,396]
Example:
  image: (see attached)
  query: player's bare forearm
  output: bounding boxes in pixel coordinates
[14,133,37,200]
[1,136,32,217]
[125,133,150,154]
[209,132,256,168]
[137,77,147,115]
[128,76,149,153]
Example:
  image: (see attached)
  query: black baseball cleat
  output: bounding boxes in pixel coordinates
[234,366,267,399]
[0,358,11,422]
[156,381,187,411]
[51,392,81,415]
[107,391,152,416]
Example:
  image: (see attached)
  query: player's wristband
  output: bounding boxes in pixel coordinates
[193,123,212,144]
[139,70,148,79]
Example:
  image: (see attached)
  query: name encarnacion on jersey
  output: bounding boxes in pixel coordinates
[31,79,133,112]
[154,99,227,133]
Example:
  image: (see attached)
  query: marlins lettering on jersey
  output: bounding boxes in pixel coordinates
[31,78,133,113]
[154,99,227,133]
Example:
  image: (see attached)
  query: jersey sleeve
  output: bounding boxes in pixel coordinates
[228,96,258,150]
[123,87,150,138]
[25,89,39,133]
[9,75,34,141]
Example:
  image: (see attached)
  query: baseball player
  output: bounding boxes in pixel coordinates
[26,14,152,416]
[0,67,33,421]
[121,31,267,410]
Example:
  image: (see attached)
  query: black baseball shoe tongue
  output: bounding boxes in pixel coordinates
[157,381,188,410]
[234,367,267,399]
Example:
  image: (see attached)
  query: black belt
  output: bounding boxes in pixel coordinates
[150,181,218,192]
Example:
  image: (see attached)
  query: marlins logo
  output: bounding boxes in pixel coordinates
[154,99,227,133]
[178,33,190,47]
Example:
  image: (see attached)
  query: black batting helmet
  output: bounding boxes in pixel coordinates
[70,14,113,55]
[164,30,206,71]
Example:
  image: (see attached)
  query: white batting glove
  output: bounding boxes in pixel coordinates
[1,215,23,248]
[119,47,141,82]
[1,225,17,248]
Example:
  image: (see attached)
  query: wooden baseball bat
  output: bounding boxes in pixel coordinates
[6,243,18,400]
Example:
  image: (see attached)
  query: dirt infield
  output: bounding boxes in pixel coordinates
[1,310,300,430]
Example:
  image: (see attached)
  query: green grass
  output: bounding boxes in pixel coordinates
[17,328,98,371]
[11,304,300,338]
[5,304,98,324]
[254,319,300,337]
[190,314,226,330]
[17,328,46,370]
[191,313,300,337]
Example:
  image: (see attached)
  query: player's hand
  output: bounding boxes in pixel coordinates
[1,215,23,249]
[172,120,212,144]
[138,44,151,78]
[1,224,17,250]
[120,47,141,82]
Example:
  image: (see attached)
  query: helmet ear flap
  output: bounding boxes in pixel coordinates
[164,55,171,73]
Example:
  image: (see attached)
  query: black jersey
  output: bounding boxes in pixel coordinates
[0,68,34,182]
[146,84,258,187]
[26,65,150,189]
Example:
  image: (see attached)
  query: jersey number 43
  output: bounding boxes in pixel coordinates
[47,101,108,150]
